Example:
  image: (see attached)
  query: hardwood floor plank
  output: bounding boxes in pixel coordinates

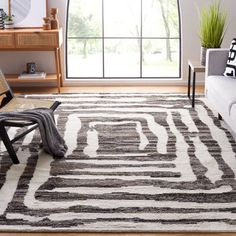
[12,85,204,94]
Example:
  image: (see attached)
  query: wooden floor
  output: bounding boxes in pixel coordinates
[2,85,235,236]
[12,85,204,94]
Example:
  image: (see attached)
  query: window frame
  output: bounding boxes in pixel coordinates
[66,0,182,79]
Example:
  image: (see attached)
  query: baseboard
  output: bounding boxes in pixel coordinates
[63,79,205,87]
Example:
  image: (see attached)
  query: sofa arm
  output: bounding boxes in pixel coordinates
[205,48,229,77]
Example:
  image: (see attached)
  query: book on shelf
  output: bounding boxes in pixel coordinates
[18,72,46,79]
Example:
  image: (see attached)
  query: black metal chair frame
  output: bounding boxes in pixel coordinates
[0,83,60,164]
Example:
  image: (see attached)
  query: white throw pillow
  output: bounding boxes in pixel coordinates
[224,38,236,78]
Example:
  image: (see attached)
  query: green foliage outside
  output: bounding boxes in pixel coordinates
[155,0,179,61]
[67,0,180,79]
[68,0,179,61]
[68,4,100,58]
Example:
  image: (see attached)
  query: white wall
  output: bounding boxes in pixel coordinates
[0,0,236,86]
[180,0,236,84]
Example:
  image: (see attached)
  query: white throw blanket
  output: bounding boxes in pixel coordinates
[0,108,68,157]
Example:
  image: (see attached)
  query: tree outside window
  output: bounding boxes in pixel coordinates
[67,0,181,78]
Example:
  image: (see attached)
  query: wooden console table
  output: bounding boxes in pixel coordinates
[0,28,63,93]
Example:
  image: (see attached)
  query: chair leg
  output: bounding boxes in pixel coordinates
[0,126,19,164]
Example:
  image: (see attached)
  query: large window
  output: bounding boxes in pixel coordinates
[66,0,181,79]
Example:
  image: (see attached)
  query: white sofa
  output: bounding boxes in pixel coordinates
[205,48,236,135]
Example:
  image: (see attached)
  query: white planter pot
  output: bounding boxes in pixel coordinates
[4,21,14,29]
[200,47,223,66]
[200,46,208,66]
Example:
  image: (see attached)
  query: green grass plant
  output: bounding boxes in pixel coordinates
[199,1,227,48]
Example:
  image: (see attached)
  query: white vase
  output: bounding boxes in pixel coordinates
[4,21,14,29]
[200,46,207,66]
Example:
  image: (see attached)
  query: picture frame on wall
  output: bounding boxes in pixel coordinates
[0,0,47,28]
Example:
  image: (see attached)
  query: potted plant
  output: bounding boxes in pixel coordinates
[199,1,227,66]
[4,14,14,29]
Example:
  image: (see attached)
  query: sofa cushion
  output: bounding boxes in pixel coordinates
[224,38,236,77]
[206,75,236,114]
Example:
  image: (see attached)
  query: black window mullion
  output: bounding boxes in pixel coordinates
[102,0,105,78]
[66,0,181,79]
[140,0,143,78]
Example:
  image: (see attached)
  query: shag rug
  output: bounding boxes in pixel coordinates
[0,93,236,232]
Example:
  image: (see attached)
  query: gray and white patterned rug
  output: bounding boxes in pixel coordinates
[0,93,236,232]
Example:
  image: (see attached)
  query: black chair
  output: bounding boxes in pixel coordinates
[0,70,60,164]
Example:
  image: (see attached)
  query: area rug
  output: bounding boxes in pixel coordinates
[0,93,236,232]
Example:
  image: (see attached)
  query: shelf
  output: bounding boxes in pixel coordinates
[6,74,59,84]
[0,28,63,93]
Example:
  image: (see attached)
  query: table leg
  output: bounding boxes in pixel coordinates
[54,48,61,93]
[187,65,191,98]
[192,71,196,108]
